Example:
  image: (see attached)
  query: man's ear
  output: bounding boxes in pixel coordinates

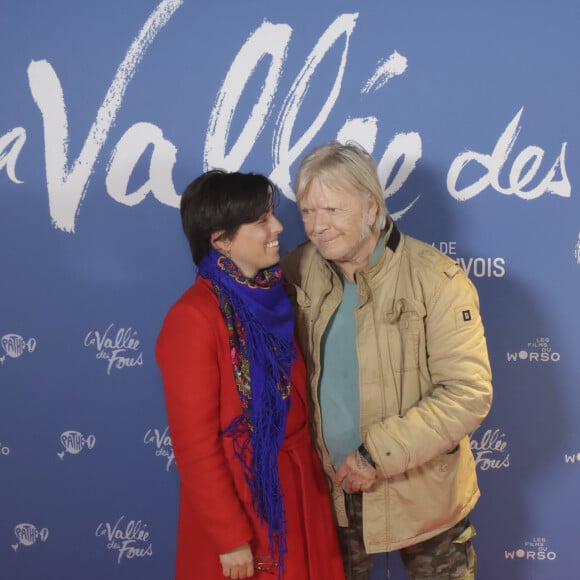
[367,195,379,227]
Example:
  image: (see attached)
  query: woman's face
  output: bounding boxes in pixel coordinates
[218,208,284,277]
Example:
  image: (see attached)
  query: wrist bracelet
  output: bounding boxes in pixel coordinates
[357,443,376,468]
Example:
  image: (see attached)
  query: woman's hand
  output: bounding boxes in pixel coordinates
[219,542,254,578]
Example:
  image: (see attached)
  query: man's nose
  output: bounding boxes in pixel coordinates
[311,212,329,233]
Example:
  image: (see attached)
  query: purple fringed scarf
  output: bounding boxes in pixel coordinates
[198,250,296,574]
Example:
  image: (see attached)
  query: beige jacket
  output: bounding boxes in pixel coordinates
[282,222,493,553]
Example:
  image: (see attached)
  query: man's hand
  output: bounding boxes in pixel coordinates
[335,449,378,493]
[219,542,254,578]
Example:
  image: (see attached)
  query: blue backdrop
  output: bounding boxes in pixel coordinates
[1,1,579,579]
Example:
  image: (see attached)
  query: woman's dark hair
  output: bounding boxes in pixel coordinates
[180,169,279,265]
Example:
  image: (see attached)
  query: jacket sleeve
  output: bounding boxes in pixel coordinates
[155,297,253,553]
[365,264,493,478]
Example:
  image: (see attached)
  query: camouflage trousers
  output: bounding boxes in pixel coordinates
[336,493,477,580]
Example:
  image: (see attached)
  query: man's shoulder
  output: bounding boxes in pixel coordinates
[281,240,320,280]
[282,239,317,260]
[401,234,464,281]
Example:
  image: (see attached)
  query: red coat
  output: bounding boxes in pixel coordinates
[156,277,345,579]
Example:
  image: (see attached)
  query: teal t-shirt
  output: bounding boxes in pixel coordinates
[319,235,384,469]
[319,280,360,469]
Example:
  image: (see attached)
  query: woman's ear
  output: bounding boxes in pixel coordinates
[210,231,230,254]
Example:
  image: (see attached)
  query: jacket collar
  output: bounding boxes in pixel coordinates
[351,219,402,303]
[385,220,400,253]
[359,219,401,277]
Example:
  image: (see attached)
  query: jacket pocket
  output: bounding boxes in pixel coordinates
[385,298,426,372]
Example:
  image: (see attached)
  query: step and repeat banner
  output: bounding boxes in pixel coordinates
[1,1,579,578]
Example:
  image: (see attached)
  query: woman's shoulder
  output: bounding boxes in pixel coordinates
[161,277,219,327]
[173,276,216,306]
[156,277,223,357]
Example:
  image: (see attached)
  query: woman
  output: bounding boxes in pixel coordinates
[156,170,345,579]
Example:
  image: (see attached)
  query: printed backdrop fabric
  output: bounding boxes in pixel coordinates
[1,1,579,579]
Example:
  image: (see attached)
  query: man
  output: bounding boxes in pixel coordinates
[282,141,493,579]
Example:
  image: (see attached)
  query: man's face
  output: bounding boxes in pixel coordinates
[299,178,377,267]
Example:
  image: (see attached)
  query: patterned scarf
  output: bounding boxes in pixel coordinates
[197,249,296,573]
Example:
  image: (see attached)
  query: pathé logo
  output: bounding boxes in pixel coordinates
[84,323,144,374]
[0,333,37,365]
[144,426,175,472]
[96,515,153,564]
[11,523,49,551]
[57,430,96,460]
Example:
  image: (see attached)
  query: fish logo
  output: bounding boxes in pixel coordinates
[57,430,96,460]
[0,334,37,365]
[12,523,49,551]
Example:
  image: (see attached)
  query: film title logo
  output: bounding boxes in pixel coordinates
[144,427,174,471]
[470,428,510,471]
[96,515,153,564]
[0,2,570,234]
[84,323,143,374]
[11,523,49,551]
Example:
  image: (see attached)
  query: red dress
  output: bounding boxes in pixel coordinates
[156,277,345,579]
